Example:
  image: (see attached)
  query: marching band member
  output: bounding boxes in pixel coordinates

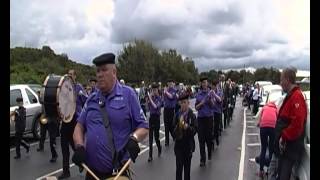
[173,93,197,180]
[195,77,214,167]
[147,83,162,162]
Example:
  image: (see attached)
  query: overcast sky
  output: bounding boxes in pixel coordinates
[10,0,310,72]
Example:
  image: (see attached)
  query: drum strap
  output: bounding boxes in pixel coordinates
[98,97,120,170]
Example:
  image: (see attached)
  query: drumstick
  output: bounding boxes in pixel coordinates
[81,163,100,180]
[113,159,132,180]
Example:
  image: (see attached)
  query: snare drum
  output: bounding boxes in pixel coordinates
[43,74,76,123]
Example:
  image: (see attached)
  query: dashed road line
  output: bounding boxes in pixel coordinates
[247,133,259,136]
[247,143,260,147]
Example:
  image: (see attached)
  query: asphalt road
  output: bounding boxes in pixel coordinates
[10,97,261,180]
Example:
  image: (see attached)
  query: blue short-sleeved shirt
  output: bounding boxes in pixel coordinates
[195,89,214,118]
[77,81,149,173]
[74,83,87,120]
[164,87,177,108]
[148,95,162,115]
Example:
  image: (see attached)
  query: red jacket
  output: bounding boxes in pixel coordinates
[278,86,307,141]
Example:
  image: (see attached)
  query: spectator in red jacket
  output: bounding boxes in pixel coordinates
[272,67,307,180]
[256,101,277,177]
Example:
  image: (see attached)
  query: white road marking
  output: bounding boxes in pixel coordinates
[238,108,247,180]
[247,143,261,147]
[139,143,147,148]
[36,125,166,179]
[246,121,255,123]
[10,139,50,152]
[35,164,75,180]
[139,137,165,155]
[247,126,256,128]
[247,133,259,136]
[249,158,256,163]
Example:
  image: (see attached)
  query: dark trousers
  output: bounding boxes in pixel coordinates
[141,104,146,116]
[149,114,161,158]
[259,127,275,171]
[219,113,223,135]
[197,116,213,162]
[60,121,76,173]
[277,156,295,180]
[39,122,58,158]
[213,112,221,144]
[15,132,29,156]
[223,109,229,128]
[253,99,259,115]
[175,149,192,180]
[164,107,175,145]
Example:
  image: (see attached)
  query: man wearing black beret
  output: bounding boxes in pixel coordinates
[72,53,149,179]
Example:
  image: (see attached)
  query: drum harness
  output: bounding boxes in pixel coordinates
[98,95,133,179]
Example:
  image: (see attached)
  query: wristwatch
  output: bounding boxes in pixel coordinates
[131,133,138,142]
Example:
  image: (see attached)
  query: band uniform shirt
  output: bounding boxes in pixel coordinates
[77,81,149,173]
[74,83,88,121]
[211,88,223,114]
[195,89,214,118]
[148,95,162,116]
[164,87,178,109]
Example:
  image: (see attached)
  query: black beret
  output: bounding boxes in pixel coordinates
[16,97,23,102]
[92,53,115,66]
[200,76,208,82]
[178,93,189,101]
[151,83,159,89]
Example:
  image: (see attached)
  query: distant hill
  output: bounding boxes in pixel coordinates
[10,46,96,85]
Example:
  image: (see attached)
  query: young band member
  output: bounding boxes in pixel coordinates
[147,83,162,162]
[173,93,197,180]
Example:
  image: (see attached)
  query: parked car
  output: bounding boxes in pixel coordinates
[10,84,42,139]
[27,84,42,95]
[259,84,283,107]
[254,81,272,87]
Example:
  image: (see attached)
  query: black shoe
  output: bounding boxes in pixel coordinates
[14,155,21,159]
[50,156,57,163]
[158,146,162,157]
[37,147,44,152]
[58,172,70,179]
[200,161,206,167]
[148,157,153,162]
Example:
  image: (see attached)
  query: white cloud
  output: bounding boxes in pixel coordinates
[10,0,309,71]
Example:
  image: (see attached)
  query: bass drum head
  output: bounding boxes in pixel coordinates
[57,75,76,123]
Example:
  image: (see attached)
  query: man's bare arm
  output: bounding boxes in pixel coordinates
[73,123,85,146]
[133,128,149,142]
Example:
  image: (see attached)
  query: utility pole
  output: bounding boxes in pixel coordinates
[243,64,245,84]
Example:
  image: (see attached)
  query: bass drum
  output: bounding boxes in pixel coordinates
[43,74,76,123]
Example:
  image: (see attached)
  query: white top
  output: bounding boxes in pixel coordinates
[252,88,261,100]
